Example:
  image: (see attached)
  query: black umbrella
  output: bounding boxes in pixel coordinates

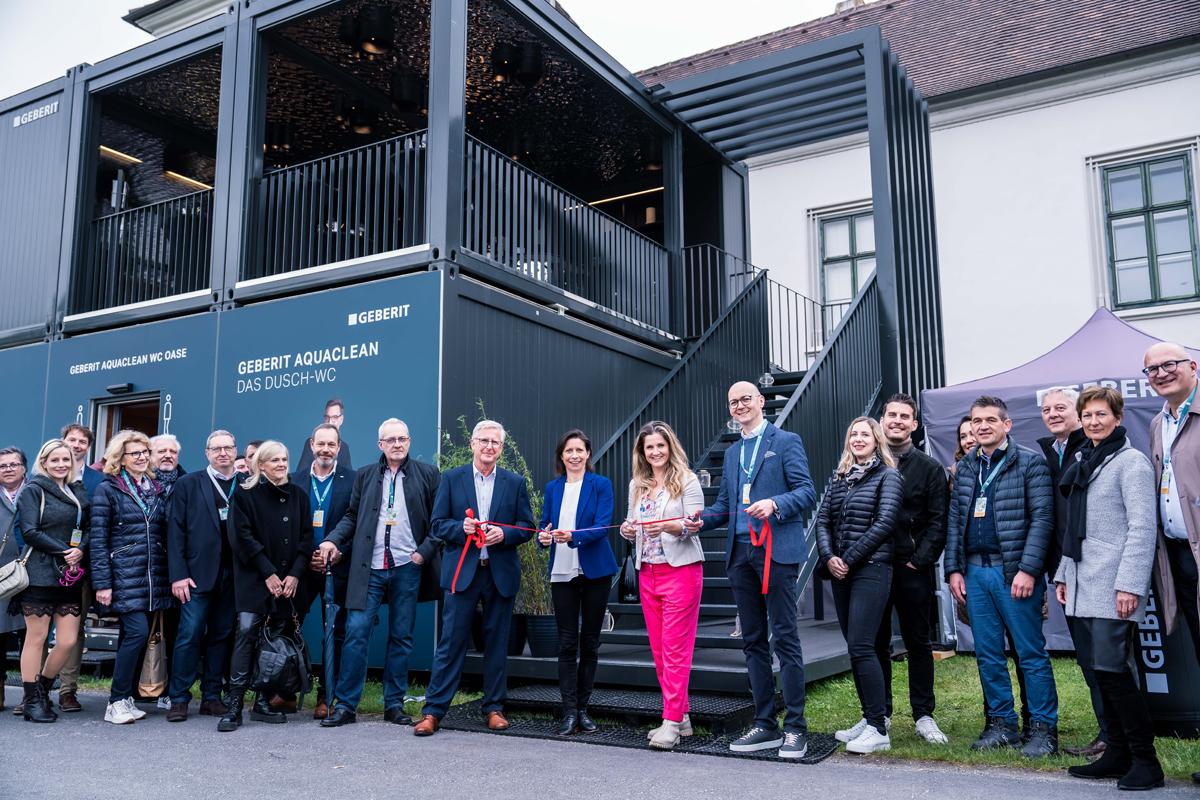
[322,562,339,707]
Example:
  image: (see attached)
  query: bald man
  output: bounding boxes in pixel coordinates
[686,379,816,758]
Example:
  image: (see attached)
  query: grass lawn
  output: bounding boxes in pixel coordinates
[804,654,1200,781]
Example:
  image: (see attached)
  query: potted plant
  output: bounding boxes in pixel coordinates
[439,402,553,657]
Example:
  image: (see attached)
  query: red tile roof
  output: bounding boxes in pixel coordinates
[637,0,1200,99]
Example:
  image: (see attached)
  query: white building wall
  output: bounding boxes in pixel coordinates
[744,48,1200,384]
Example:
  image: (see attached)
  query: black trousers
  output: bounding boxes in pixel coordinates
[550,575,609,714]
[1166,538,1200,666]
[228,612,267,696]
[832,561,892,732]
[875,563,936,720]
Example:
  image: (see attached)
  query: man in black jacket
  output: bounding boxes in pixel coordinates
[1036,386,1106,758]
[874,393,949,745]
[317,418,440,727]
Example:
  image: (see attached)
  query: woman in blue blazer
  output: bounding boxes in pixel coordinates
[538,429,617,737]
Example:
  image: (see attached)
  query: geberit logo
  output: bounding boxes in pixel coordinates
[12,100,60,129]
[347,303,411,326]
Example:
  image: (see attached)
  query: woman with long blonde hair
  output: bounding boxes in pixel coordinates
[619,421,704,750]
[816,416,902,754]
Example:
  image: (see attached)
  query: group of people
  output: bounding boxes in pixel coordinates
[0,343,1197,787]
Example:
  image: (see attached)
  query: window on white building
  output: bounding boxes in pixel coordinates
[1103,155,1198,308]
[819,211,875,306]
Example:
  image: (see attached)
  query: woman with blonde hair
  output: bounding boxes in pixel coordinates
[618,421,704,750]
[90,429,173,724]
[218,440,310,732]
[816,417,902,753]
[12,439,89,722]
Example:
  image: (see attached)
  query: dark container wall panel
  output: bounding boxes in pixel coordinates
[0,87,70,336]
[440,280,671,489]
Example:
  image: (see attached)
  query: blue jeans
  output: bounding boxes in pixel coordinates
[335,562,422,712]
[965,563,1058,726]
[111,611,151,703]
[168,570,236,704]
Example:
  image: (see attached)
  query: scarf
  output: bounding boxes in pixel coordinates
[845,457,878,486]
[1058,425,1126,562]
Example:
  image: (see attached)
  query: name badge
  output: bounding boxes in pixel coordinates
[384,509,400,526]
[1161,468,1172,496]
[973,497,988,518]
[70,529,82,547]
[742,483,752,505]
[312,509,324,528]
[219,507,229,521]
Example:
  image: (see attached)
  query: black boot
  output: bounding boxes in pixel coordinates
[1105,671,1164,791]
[22,680,55,723]
[217,694,244,732]
[1070,672,1129,780]
[36,675,58,721]
[251,693,288,724]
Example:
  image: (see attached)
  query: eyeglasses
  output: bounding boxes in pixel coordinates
[207,445,236,453]
[324,413,344,422]
[1143,358,1191,377]
[124,449,150,459]
[380,436,410,446]
[473,438,502,449]
[0,464,22,471]
[728,395,756,409]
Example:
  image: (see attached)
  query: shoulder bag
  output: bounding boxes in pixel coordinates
[0,486,39,601]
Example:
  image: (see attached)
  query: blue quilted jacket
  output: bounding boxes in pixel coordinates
[89,474,174,614]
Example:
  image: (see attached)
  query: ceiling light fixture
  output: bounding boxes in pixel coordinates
[491,42,516,83]
[164,171,212,191]
[99,145,143,165]
[357,6,393,55]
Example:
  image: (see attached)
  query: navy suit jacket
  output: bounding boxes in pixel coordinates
[432,464,533,598]
[290,463,354,551]
[167,469,241,593]
[82,466,105,499]
[539,472,618,579]
[702,422,817,565]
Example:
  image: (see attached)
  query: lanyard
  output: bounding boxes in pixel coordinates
[1164,383,1197,470]
[740,428,765,483]
[311,473,334,509]
[977,451,1008,496]
[386,468,402,512]
[121,470,151,516]
[55,483,83,529]
[207,468,236,506]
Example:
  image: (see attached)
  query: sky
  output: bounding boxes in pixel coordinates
[0,0,840,101]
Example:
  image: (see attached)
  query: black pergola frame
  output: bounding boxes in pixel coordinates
[652,25,945,396]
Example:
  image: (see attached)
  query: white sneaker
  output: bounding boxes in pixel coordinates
[123,698,147,720]
[104,701,136,725]
[156,696,172,710]
[647,713,692,740]
[845,724,891,754]
[835,717,869,743]
[648,719,681,750]
[915,715,949,744]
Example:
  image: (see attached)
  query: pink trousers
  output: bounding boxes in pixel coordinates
[639,561,704,722]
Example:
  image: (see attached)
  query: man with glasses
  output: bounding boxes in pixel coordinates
[318,418,441,728]
[1144,343,1200,785]
[686,381,816,758]
[414,420,534,736]
[296,398,353,473]
[164,430,243,722]
[0,447,27,712]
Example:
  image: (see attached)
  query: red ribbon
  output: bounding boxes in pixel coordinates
[450,508,488,594]
[747,518,772,594]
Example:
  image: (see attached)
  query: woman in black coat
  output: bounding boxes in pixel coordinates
[218,440,311,732]
[89,429,173,725]
[13,440,89,723]
[816,416,902,755]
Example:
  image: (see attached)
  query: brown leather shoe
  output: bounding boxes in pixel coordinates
[58,691,82,713]
[484,711,510,731]
[413,714,440,736]
[1063,736,1106,759]
[166,702,189,722]
[198,699,229,716]
[268,694,298,714]
[313,700,329,720]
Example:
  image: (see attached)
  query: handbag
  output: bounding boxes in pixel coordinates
[253,602,312,703]
[138,611,167,697]
[0,486,39,601]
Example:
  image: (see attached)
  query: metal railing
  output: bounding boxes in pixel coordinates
[681,244,846,372]
[250,129,428,281]
[463,134,671,331]
[593,272,768,513]
[74,190,214,314]
[772,274,883,591]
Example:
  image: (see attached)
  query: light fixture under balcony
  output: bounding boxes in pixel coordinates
[99,145,143,165]
[357,6,393,56]
[491,42,516,84]
[164,170,212,191]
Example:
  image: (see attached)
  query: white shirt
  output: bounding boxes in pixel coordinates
[473,465,497,559]
[1160,404,1190,541]
[550,479,584,582]
[373,465,417,568]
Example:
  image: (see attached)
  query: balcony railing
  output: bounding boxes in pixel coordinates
[463,134,671,331]
[73,190,214,314]
[249,129,428,282]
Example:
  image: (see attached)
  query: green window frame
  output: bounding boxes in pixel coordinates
[819,211,875,306]
[1103,154,1199,308]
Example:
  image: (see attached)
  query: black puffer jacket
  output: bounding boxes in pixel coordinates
[17,476,89,588]
[89,474,174,614]
[816,461,903,567]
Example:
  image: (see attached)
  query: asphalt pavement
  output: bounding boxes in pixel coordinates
[2,687,1196,800]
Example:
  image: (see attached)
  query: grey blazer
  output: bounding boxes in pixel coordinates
[0,487,26,633]
[626,473,705,569]
[1053,441,1157,623]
